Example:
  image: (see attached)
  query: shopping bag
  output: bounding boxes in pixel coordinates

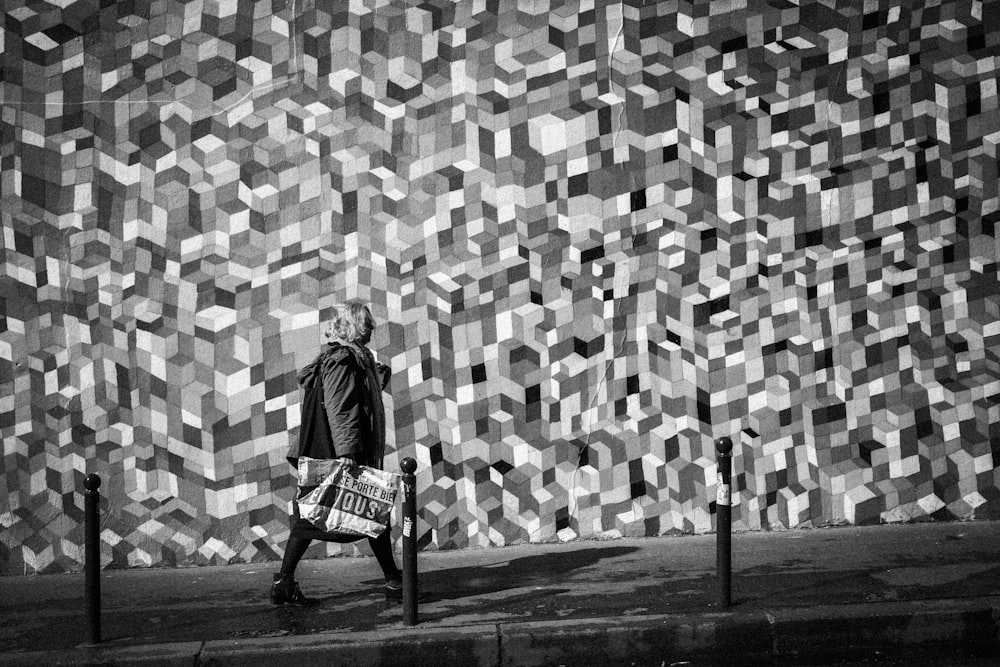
[295,457,401,539]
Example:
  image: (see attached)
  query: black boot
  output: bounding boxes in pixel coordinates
[383,574,429,603]
[270,573,317,606]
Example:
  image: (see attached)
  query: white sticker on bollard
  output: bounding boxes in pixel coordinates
[716,471,731,506]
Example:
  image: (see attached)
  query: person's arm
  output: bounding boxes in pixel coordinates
[297,353,323,387]
[321,349,364,459]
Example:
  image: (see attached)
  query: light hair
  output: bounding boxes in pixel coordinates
[325,300,375,344]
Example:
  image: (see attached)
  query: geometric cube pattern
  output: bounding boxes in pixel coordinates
[1,0,998,574]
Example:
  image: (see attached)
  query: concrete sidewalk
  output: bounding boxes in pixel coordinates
[1,521,999,665]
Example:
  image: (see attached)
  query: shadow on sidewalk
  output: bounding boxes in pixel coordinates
[425,546,639,599]
[380,546,641,621]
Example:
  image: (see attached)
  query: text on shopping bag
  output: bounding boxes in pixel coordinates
[319,472,395,520]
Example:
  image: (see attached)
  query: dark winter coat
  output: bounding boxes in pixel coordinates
[288,342,391,470]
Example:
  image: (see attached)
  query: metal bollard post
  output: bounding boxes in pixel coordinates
[715,437,733,608]
[400,457,418,626]
[84,473,102,643]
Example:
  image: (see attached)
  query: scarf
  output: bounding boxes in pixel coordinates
[344,342,387,469]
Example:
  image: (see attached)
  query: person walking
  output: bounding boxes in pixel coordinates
[271,300,403,605]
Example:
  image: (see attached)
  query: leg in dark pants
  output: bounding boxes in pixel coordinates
[271,511,318,606]
[368,529,401,583]
[372,528,413,603]
[280,535,312,578]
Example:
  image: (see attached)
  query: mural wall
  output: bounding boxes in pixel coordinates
[1,0,998,574]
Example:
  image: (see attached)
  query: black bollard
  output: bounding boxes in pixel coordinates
[400,457,418,626]
[715,437,733,608]
[84,473,102,643]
